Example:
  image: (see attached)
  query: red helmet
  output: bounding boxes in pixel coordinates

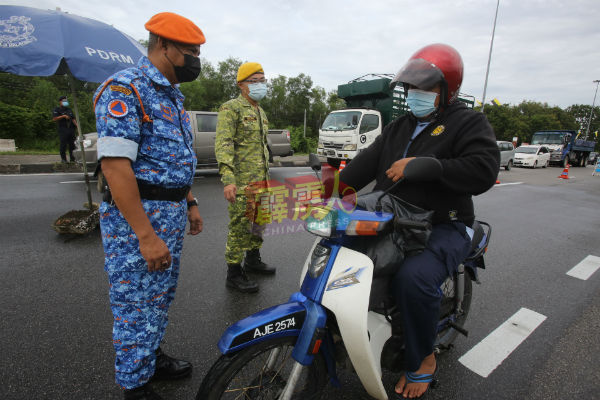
[390,43,464,106]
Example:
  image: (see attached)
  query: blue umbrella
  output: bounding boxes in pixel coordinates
[0,5,146,210]
[0,5,145,83]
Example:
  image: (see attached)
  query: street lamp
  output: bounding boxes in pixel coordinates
[481,0,500,113]
[585,80,600,140]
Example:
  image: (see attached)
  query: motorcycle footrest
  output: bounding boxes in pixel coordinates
[448,321,469,337]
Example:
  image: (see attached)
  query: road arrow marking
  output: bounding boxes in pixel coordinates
[459,307,546,378]
[566,255,600,280]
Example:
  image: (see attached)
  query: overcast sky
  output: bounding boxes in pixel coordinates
[6,0,600,108]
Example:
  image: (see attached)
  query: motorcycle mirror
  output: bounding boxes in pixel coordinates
[309,153,322,171]
[403,157,443,182]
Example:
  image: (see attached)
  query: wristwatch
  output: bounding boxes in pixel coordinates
[187,197,198,210]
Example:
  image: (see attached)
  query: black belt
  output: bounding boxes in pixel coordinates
[103,180,190,203]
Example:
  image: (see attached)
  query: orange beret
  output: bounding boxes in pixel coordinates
[145,12,206,45]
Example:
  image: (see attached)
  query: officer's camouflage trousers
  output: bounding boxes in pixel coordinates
[108,267,179,389]
[225,194,263,264]
[100,200,186,389]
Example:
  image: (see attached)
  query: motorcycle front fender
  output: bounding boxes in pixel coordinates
[217,292,327,365]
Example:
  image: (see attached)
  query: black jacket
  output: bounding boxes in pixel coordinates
[339,102,500,226]
[52,106,76,135]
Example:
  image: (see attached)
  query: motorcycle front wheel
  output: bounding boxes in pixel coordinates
[196,336,328,400]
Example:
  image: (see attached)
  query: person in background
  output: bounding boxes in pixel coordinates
[52,95,77,163]
[215,62,274,293]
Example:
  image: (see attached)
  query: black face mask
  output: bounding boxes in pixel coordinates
[166,46,201,83]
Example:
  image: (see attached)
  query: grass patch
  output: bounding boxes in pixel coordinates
[0,150,58,155]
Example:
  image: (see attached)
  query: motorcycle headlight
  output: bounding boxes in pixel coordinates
[308,244,331,278]
[342,144,357,151]
[305,206,337,237]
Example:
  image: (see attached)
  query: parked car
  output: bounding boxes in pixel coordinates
[513,145,551,168]
[497,140,515,170]
[74,110,293,168]
[588,151,598,165]
[267,129,294,161]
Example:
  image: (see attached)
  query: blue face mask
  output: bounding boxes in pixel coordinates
[61,101,69,107]
[406,89,438,118]
[248,82,267,101]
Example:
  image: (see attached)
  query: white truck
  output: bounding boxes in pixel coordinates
[317,75,474,168]
[317,75,405,168]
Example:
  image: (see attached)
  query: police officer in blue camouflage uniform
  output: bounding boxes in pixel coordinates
[94,12,205,400]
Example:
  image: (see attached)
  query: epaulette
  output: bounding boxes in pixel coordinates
[93,68,152,124]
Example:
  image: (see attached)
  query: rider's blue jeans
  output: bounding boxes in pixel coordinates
[391,222,472,372]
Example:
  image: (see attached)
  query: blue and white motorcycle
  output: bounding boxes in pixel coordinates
[197,156,491,400]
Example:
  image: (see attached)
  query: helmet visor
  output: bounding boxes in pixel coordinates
[390,58,444,91]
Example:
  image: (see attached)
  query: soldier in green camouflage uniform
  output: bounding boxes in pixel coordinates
[215,62,275,293]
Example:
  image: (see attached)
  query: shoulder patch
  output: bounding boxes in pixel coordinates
[431,125,445,136]
[159,104,176,122]
[108,99,129,118]
[180,108,190,126]
[110,85,132,96]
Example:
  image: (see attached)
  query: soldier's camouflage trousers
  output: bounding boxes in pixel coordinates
[100,200,186,389]
[225,194,263,264]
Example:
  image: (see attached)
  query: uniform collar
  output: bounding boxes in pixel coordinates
[138,56,184,99]
[237,94,259,109]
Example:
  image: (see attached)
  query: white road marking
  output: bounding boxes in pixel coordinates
[495,182,523,186]
[566,255,600,280]
[458,307,547,378]
[60,177,206,184]
[60,180,97,184]
[0,172,82,177]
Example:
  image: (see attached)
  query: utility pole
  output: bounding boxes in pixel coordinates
[584,80,600,140]
[303,109,307,138]
[481,0,500,113]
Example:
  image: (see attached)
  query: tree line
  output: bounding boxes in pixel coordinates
[480,101,598,146]
[0,58,597,152]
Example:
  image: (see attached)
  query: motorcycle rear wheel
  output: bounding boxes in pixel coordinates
[196,336,328,400]
[434,272,473,352]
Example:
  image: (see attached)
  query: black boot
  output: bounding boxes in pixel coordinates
[151,347,192,380]
[123,382,163,400]
[226,263,259,293]
[243,249,276,274]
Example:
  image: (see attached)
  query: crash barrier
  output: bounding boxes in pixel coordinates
[0,139,16,152]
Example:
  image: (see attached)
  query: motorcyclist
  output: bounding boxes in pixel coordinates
[339,43,499,398]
